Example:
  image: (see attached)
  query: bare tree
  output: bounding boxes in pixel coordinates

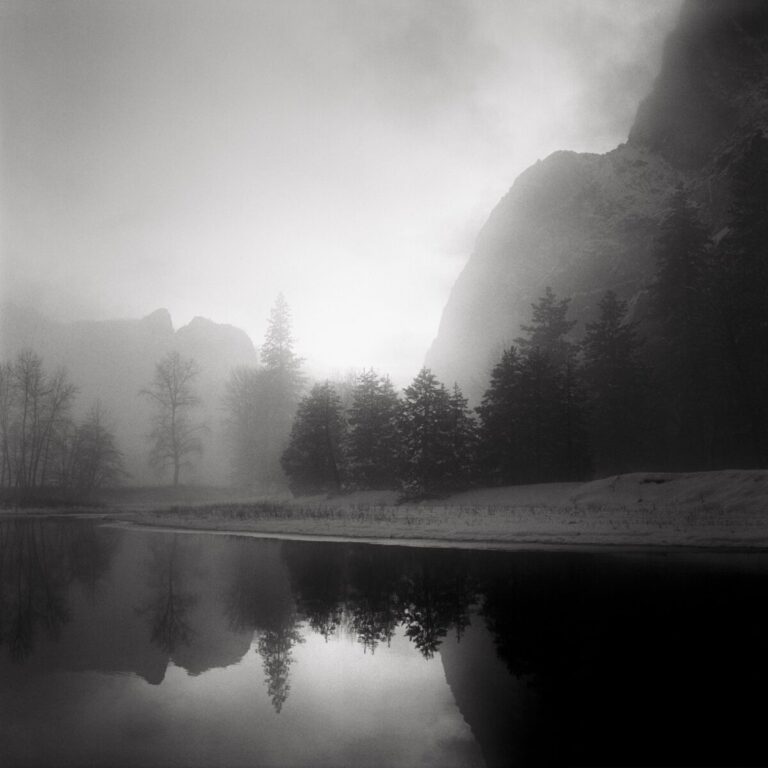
[61,402,126,493]
[141,351,203,486]
[0,351,77,492]
[35,368,78,488]
[0,362,13,488]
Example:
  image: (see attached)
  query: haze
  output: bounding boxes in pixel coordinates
[0,0,681,384]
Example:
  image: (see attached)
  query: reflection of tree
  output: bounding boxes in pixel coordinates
[280,543,478,659]
[401,573,451,659]
[0,519,117,662]
[479,560,577,682]
[136,535,199,654]
[224,539,304,712]
[2,521,70,660]
[399,552,476,659]
[64,522,119,600]
[283,542,345,640]
[258,624,304,713]
[346,548,400,654]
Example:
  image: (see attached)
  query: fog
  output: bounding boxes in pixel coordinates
[1,0,680,383]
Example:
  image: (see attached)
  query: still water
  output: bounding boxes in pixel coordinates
[1,518,768,767]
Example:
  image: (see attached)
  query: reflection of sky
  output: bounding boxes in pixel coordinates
[1,627,483,768]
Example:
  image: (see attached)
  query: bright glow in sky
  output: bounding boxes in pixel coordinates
[0,0,681,385]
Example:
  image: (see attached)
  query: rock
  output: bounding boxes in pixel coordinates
[426,0,768,402]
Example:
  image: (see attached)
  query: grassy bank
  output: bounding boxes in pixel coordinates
[104,470,768,549]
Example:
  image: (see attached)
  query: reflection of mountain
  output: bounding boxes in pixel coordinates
[473,552,768,767]
[0,525,251,685]
[439,618,537,768]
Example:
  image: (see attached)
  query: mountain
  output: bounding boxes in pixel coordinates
[426,0,768,402]
[0,303,258,484]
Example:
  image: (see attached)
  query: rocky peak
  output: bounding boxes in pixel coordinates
[629,0,768,169]
[426,0,768,402]
[140,308,174,335]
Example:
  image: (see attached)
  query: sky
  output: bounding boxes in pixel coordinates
[0,0,682,385]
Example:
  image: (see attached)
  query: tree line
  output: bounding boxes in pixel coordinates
[280,133,768,494]
[0,351,124,499]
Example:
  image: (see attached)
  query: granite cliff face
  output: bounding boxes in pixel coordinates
[0,303,258,484]
[426,0,768,401]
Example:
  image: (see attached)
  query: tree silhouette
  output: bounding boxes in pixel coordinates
[141,351,204,486]
[64,402,126,493]
[648,185,715,468]
[715,133,768,464]
[477,347,523,485]
[346,369,402,490]
[0,351,77,493]
[582,291,651,475]
[281,382,346,495]
[443,384,478,491]
[400,368,470,497]
[479,288,591,483]
[226,295,305,492]
[516,286,577,365]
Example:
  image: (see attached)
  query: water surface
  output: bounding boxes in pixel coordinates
[1,518,767,767]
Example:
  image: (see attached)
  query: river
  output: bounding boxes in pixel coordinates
[1,518,767,766]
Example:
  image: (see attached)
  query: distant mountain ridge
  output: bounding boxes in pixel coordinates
[426,0,768,401]
[0,302,258,484]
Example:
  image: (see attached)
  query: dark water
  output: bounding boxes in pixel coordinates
[1,519,768,767]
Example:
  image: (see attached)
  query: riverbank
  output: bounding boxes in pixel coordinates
[101,470,768,549]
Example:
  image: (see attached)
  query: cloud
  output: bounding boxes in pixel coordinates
[0,0,681,383]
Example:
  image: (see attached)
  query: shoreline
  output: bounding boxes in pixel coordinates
[4,507,768,552]
[3,469,767,552]
[103,517,768,554]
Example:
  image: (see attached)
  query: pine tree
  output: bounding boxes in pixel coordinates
[716,132,768,464]
[443,384,478,491]
[514,347,565,482]
[281,382,345,496]
[261,293,304,386]
[346,369,402,490]
[399,368,453,497]
[650,185,710,335]
[479,288,592,487]
[582,290,650,475]
[515,288,590,482]
[477,347,522,485]
[250,294,305,490]
[516,286,577,364]
[648,185,714,468]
